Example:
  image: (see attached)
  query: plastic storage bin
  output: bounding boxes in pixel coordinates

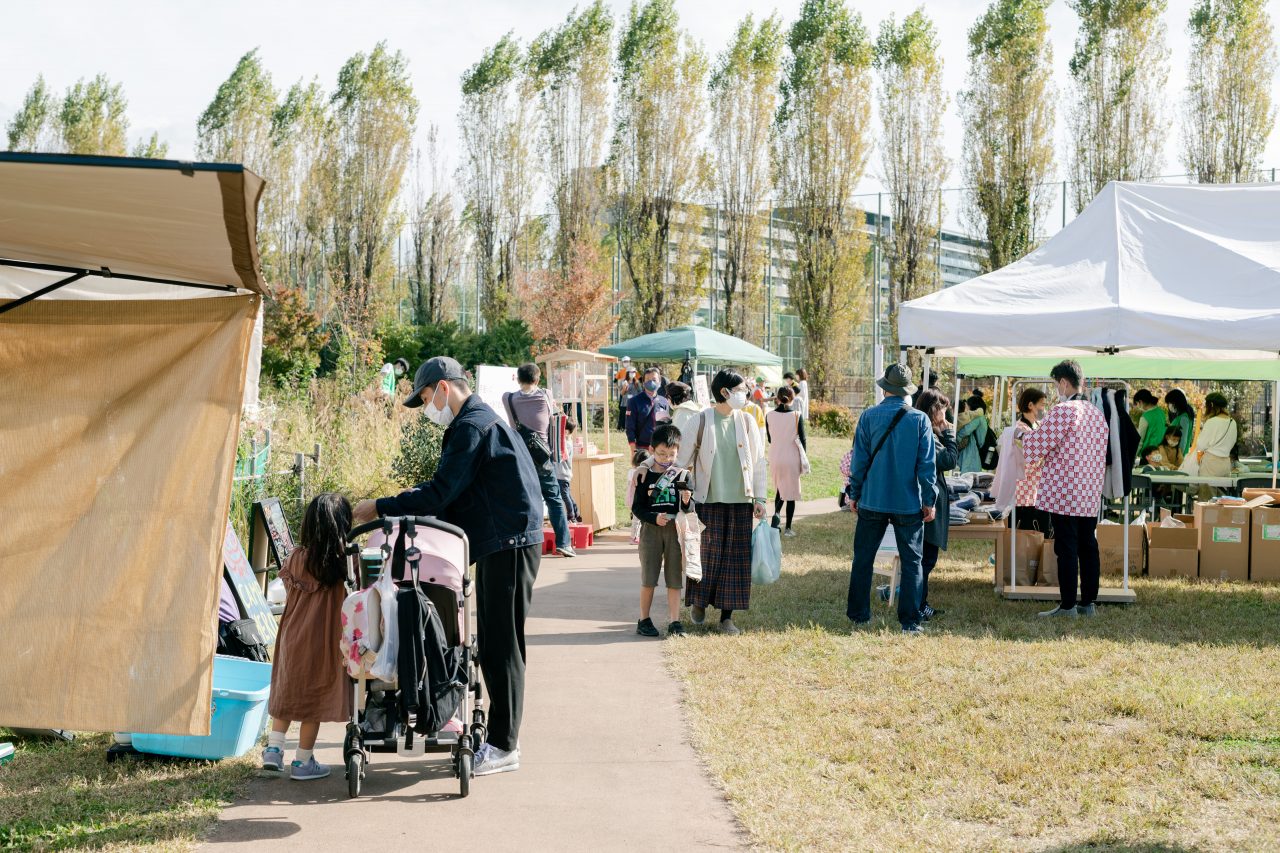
[132,655,272,760]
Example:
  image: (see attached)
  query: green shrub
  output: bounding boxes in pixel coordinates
[808,401,856,438]
[262,288,327,386]
[391,412,445,488]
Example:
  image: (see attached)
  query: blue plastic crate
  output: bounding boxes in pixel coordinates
[132,655,272,760]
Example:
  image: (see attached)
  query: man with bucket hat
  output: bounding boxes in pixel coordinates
[845,363,938,635]
[353,356,543,776]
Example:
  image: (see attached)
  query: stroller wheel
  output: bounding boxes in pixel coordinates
[470,722,487,750]
[457,746,472,798]
[346,752,363,799]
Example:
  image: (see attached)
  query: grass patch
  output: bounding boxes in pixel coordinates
[0,731,256,851]
[667,511,1280,852]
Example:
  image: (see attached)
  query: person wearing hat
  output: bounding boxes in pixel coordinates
[353,356,543,777]
[845,363,938,635]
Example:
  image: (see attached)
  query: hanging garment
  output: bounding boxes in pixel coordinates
[1093,389,1140,499]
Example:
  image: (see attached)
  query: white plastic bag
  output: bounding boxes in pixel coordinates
[368,566,399,683]
[751,521,781,585]
[675,510,704,582]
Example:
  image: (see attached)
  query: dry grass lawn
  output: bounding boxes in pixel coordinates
[667,510,1280,852]
[0,731,256,851]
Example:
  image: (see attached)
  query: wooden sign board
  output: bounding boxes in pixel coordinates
[223,520,279,649]
[251,498,295,571]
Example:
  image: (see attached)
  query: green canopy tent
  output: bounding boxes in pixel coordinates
[600,325,783,370]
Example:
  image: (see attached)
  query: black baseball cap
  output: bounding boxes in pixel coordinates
[405,356,466,408]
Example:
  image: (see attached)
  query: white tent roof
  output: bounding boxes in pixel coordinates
[898,181,1280,376]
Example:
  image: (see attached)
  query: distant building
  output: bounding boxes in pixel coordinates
[608,205,989,396]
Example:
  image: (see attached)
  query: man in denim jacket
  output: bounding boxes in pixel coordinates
[845,364,938,634]
[354,356,542,777]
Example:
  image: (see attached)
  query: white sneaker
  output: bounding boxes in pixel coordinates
[473,743,520,776]
[783,528,797,538]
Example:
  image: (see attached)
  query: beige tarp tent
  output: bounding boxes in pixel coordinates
[0,153,266,735]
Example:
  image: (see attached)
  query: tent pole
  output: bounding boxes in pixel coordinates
[1009,503,1017,593]
[0,270,88,316]
[1123,494,1130,592]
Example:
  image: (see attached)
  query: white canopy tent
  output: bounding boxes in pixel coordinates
[900,180,1280,482]
[898,180,1280,601]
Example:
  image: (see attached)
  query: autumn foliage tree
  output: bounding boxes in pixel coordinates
[520,238,618,352]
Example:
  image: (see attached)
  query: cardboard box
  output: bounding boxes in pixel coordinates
[1193,500,1265,581]
[1251,505,1280,582]
[1096,524,1145,575]
[1144,522,1199,579]
[1241,488,1280,505]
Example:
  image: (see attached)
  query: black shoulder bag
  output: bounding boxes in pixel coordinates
[504,391,553,468]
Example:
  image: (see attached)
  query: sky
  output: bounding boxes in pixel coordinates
[3,0,1279,230]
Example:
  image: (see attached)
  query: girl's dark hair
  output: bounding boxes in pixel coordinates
[1165,425,1183,438]
[776,385,795,405]
[1018,388,1046,413]
[914,389,951,421]
[1165,389,1192,418]
[966,394,987,413]
[711,368,745,404]
[301,492,352,588]
[796,368,808,381]
[1133,388,1159,406]
[632,449,650,466]
[666,381,690,405]
[564,417,577,432]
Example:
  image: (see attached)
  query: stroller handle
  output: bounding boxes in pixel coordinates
[347,515,469,552]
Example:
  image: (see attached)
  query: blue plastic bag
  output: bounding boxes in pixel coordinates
[751,521,782,585]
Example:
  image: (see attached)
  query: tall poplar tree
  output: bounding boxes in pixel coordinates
[5,76,60,151]
[961,0,1056,271]
[323,43,417,321]
[408,126,463,325]
[460,34,538,328]
[708,14,783,343]
[1066,0,1170,212]
[877,9,949,338]
[1182,0,1277,183]
[528,1,613,275]
[59,74,130,155]
[270,80,332,299]
[609,0,709,335]
[774,0,874,400]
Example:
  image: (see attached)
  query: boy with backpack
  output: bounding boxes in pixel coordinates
[631,424,692,638]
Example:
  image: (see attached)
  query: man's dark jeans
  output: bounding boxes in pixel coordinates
[538,466,571,550]
[1051,513,1100,609]
[848,508,925,628]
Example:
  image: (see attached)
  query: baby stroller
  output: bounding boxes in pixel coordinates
[342,516,485,798]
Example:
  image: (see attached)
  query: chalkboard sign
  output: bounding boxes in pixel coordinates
[252,498,295,568]
[223,520,279,650]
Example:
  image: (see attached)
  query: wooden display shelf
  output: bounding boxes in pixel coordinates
[571,453,623,533]
[1000,584,1137,604]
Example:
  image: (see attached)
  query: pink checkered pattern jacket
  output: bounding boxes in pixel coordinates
[1021,399,1108,517]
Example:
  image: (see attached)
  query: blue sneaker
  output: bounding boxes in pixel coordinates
[261,746,284,772]
[290,757,331,781]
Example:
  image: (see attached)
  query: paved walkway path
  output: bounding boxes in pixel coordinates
[204,526,753,852]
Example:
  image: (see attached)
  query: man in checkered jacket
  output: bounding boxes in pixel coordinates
[1021,360,1109,617]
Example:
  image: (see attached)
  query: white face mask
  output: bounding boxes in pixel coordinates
[424,386,455,427]
[728,390,748,410]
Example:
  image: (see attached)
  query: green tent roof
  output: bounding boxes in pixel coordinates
[600,325,783,366]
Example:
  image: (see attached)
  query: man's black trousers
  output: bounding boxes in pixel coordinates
[475,543,541,752]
